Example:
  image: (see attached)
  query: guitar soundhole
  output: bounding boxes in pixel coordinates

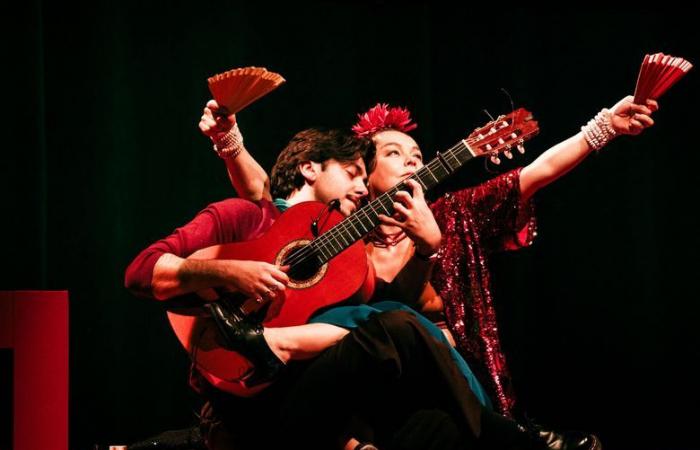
[276,240,328,289]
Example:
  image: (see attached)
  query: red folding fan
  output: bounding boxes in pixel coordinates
[207,67,286,114]
[633,53,692,103]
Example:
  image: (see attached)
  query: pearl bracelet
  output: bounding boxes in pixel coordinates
[212,122,245,159]
[580,108,617,151]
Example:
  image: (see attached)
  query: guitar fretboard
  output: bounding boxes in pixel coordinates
[310,139,475,264]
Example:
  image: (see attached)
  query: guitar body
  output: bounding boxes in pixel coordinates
[166,201,373,396]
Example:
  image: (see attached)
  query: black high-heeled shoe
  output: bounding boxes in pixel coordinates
[523,420,602,450]
[206,301,285,387]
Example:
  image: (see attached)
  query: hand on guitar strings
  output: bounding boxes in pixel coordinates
[220,260,289,301]
[376,179,442,257]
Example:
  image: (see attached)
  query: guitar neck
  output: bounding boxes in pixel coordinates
[311,140,476,264]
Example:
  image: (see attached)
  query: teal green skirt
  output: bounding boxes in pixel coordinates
[310,300,493,409]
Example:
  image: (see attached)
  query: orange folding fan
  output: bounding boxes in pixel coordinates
[207,67,286,114]
[633,53,692,103]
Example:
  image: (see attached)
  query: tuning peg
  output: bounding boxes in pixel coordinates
[490,154,501,165]
[485,144,493,151]
[490,126,498,134]
[504,150,513,159]
[517,144,525,154]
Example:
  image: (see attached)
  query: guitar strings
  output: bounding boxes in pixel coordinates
[282,140,475,268]
[283,122,527,268]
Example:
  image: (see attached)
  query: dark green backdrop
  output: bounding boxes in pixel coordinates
[2,3,698,450]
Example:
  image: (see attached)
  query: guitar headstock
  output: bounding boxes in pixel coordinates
[465,108,539,164]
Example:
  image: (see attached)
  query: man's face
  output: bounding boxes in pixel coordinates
[311,158,368,216]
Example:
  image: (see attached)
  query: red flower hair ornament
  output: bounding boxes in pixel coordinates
[351,103,418,138]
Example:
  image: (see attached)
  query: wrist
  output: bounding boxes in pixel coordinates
[181,258,223,284]
[414,246,438,261]
[580,108,617,151]
[212,122,245,159]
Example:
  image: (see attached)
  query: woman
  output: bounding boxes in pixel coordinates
[200,94,658,416]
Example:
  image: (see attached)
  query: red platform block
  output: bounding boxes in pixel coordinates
[0,291,69,450]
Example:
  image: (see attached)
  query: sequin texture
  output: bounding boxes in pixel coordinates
[430,168,537,415]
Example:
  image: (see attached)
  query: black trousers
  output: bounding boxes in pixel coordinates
[200,310,524,450]
[279,309,482,449]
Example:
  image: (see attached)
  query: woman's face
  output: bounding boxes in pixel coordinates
[368,129,424,197]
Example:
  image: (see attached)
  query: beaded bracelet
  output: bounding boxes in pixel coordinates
[212,122,245,159]
[580,108,617,151]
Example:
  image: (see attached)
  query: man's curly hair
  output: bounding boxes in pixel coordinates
[270,128,372,199]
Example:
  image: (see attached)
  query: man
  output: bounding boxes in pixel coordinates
[125,128,373,447]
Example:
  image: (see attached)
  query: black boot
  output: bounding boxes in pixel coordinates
[205,301,285,387]
[129,425,206,449]
[480,410,602,450]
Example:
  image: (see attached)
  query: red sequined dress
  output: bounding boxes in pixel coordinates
[430,168,537,415]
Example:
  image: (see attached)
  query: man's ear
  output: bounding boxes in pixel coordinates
[298,161,321,184]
